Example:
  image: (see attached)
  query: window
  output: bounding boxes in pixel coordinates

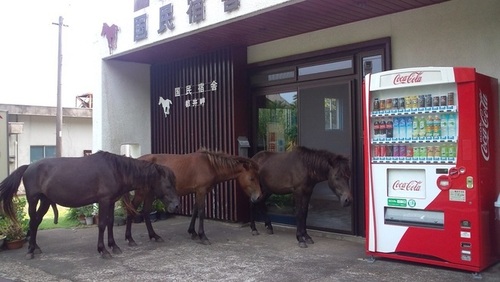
[324,98,341,130]
[30,146,56,163]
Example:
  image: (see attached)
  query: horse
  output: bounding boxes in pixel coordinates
[123,148,263,245]
[158,96,173,117]
[249,146,352,248]
[101,23,119,54]
[0,151,179,259]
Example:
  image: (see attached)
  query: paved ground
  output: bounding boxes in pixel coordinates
[0,216,499,282]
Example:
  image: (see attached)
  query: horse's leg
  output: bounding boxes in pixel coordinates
[26,197,49,259]
[125,192,144,246]
[104,202,122,255]
[250,193,272,235]
[97,203,112,259]
[188,200,199,240]
[196,192,210,245]
[142,195,163,242]
[249,201,259,235]
[294,189,313,248]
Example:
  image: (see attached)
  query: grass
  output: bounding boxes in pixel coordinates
[19,196,81,230]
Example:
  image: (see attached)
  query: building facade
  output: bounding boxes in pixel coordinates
[95,0,500,236]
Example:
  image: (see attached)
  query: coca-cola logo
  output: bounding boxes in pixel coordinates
[479,90,490,161]
[392,180,422,191]
[393,72,423,85]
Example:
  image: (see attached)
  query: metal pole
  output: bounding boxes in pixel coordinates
[53,16,64,157]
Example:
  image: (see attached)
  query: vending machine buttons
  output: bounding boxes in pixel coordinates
[437,175,451,190]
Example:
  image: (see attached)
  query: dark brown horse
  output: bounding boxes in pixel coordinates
[249,146,352,248]
[0,151,179,259]
[124,148,262,245]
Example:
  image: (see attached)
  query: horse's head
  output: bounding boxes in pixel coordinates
[153,165,180,213]
[236,160,262,203]
[327,155,352,207]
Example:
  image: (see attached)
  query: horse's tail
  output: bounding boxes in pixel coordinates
[0,164,29,224]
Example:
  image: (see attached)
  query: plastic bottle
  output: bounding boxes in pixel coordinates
[418,116,426,138]
[412,116,419,139]
[380,120,387,139]
[440,114,448,139]
[433,115,441,139]
[448,113,457,139]
[386,119,393,139]
[406,116,413,140]
[425,115,433,138]
[374,120,380,140]
[393,117,400,140]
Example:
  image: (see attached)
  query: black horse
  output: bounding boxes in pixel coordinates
[249,146,352,248]
[0,151,179,259]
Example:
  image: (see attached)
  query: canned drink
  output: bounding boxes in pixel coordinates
[411,96,418,109]
[447,92,455,106]
[386,98,393,110]
[440,95,447,107]
[425,94,432,107]
[419,147,426,159]
[412,146,419,159]
[399,97,405,110]
[427,146,434,158]
[448,144,457,159]
[393,97,399,110]
[373,98,380,112]
[405,97,411,110]
[380,145,386,158]
[440,145,448,158]
[374,145,380,158]
[418,95,425,108]
[386,145,393,158]
[379,99,386,111]
[432,96,440,107]
[406,146,413,158]
[434,146,441,159]
[399,145,406,158]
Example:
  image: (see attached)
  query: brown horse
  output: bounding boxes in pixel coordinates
[0,151,179,259]
[124,148,262,245]
[249,146,352,248]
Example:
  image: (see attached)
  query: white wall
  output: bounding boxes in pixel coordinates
[94,60,151,155]
[248,0,500,80]
[10,115,92,169]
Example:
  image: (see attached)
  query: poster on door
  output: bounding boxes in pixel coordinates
[267,123,285,152]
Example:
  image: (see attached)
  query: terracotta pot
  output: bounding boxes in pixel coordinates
[5,238,25,250]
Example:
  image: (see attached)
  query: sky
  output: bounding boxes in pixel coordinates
[0,1,108,107]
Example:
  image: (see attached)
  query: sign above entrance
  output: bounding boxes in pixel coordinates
[159,80,218,117]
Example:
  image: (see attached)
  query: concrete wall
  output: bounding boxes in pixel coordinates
[94,60,151,155]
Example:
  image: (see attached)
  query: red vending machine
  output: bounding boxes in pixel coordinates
[363,67,500,273]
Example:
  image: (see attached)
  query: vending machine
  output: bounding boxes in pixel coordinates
[363,67,500,272]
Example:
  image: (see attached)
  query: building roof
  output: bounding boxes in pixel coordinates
[0,104,92,118]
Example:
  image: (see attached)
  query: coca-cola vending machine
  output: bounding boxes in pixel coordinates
[363,67,500,273]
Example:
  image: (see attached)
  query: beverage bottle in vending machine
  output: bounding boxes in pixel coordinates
[399,117,405,140]
[418,116,426,138]
[380,120,387,139]
[441,114,448,139]
[393,117,400,140]
[425,115,433,138]
[374,120,380,140]
[433,115,441,139]
[448,113,457,138]
[386,119,394,139]
[405,116,413,140]
[412,116,419,139]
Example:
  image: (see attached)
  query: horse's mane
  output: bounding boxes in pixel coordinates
[197,148,258,172]
[96,151,168,184]
[293,146,350,178]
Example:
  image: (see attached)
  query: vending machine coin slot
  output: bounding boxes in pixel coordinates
[461,242,472,248]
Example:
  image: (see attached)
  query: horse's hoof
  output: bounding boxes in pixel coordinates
[112,247,122,254]
[25,253,35,260]
[128,241,138,247]
[191,234,199,240]
[266,229,274,235]
[101,252,113,259]
[200,239,211,245]
[153,237,164,242]
[252,230,260,236]
[298,242,308,248]
[34,248,42,254]
[305,238,314,244]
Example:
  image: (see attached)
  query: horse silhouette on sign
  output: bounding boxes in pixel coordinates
[159,97,172,117]
[101,23,119,54]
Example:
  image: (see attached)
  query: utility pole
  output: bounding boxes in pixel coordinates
[53,16,67,158]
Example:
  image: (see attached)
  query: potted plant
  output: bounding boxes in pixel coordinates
[0,197,29,249]
[80,205,95,225]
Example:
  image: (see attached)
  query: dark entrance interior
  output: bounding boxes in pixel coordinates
[250,39,391,236]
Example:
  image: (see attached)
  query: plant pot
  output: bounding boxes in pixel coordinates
[85,216,94,225]
[5,238,25,250]
[78,215,86,225]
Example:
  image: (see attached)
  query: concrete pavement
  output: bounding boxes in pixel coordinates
[0,216,499,281]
